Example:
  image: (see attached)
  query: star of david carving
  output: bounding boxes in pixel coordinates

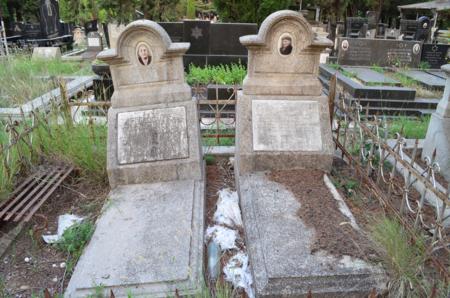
[191,26,203,40]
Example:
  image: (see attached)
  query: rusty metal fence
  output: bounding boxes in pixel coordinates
[332,90,449,280]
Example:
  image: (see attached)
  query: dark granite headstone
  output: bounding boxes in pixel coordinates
[39,0,59,38]
[400,19,418,41]
[183,21,210,55]
[159,22,184,42]
[421,43,450,69]
[345,17,367,38]
[210,23,257,55]
[337,37,422,67]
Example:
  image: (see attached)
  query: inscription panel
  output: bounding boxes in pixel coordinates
[252,100,322,151]
[117,107,189,164]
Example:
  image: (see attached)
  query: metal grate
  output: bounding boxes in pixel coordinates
[0,165,74,222]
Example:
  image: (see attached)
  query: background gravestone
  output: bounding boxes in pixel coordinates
[32,47,61,59]
[337,37,423,67]
[81,31,103,60]
[423,64,450,181]
[66,20,204,298]
[421,43,450,69]
[39,0,59,38]
[235,10,334,175]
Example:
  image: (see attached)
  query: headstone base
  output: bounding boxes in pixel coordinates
[65,179,205,297]
[422,113,450,182]
[238,172,386,297]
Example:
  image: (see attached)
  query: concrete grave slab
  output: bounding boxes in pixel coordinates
[426,70,446,80]
[65,179,205,297]
[401,70,446,90]
[342,67,400,86]
[239,173,386,297]
[32,47,61,59]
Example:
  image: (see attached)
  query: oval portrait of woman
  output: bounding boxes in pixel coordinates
[136,42,152,66]
[278,34,293,56]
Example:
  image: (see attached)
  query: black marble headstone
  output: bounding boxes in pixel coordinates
[210,23,257,55]
[159,22,184,42]
[39,0,59,38]
[183,21,210,55]
[337,37,423,67]
[421,43,450,69]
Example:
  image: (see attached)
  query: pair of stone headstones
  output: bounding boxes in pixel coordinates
[67,11,384,298]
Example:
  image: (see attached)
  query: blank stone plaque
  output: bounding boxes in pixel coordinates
[117,107,189,164]
[252,100,322,151]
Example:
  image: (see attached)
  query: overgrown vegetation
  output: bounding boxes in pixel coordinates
[0,56,92,108]
[370,217,448,298]
[387,116,430,139]
[0,99,107,199]
[55,220,95,273]
[186,63,246,85]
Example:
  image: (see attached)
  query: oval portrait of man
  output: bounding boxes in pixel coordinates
[136,42,152,66]
[278,34,293,56]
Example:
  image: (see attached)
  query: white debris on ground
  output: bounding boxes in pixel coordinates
[42,214,84,244]
[205,188,255,298]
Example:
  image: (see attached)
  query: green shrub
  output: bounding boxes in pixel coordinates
[55,220,94,273]
[186,63,246,85]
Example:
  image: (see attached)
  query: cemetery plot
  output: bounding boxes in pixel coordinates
[400,69,446,90]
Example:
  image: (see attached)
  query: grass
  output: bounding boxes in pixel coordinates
[186,63,246,85]
[54,220,95,274]
[387,116,430,139]
[0,103,107,200]
[0,55,92,107]
[370,217,447,298]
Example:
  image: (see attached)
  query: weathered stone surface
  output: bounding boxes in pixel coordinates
[117,107,189,164]
[235,10,334,175]
[97,20,203,188]
[252,100,322,151]
[342,67,400,86]
[337,38,422,67]
[32,47,61,59]
[65,179,205,297]
[239,173,386,297]
[423,64,450,181]
[401,70,446,90]
[107,101,202,188]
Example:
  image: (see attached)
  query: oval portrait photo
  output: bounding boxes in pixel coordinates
[136,42,152,66]
[278,34,293,56]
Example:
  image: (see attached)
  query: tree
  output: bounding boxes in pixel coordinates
[213,0,295,23]
[59,0,107,24]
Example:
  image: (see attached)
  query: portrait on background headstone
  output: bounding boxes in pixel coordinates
[137,42,152,66]
[279,34,293,55]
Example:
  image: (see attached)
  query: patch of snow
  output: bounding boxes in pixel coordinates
[42,214,84,244]
[213,189,243,227]
[205,225,238,250]
[224,252,254,298]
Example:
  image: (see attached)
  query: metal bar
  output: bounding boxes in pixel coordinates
[198,100,237,105]
[0,171,49,219]
[2,169,58,221]
[22,166,73,222]
[0,172,40,210]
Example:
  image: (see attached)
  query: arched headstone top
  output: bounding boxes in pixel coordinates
[97,20,191,108]
[240,10,332,52]
[98,20,190,65]
[239,10,333,96]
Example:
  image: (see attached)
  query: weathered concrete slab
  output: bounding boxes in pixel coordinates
[342,67,399,86]
[252,100,322,151]
[238,173,386,297]
[32,47,61,60]
[401,70,446,90]
[66,179,205,297]
[426,70,447,80]
[117,107,189,164]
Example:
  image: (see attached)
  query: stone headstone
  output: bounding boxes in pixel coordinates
[236,11,386,297]
[421,43,450,69]
[183,20,210,55]
[337,37,422,67]
[423,64,450,181]
[81,31,103,60]
[72,27,85,46]
[345,17,367,38]
[236,10,334,175]
[210,23,257,55]
[66,20,204,297]
[39,0,59,38]
[32,47,61,59]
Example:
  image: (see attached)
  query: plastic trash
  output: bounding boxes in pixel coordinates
[224,252,254,298]
[213,189,243,227]
[42,214,84,244]
[207,241,221,281]
[205,225,238,250]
